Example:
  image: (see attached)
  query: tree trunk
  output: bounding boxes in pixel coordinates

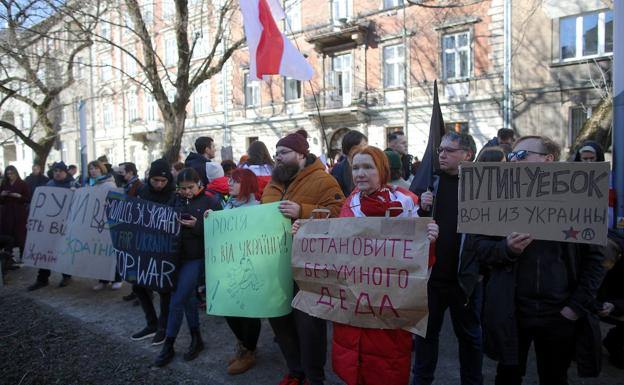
[162,112,186,164]
[33,134,56,169]
[572,97,613,151]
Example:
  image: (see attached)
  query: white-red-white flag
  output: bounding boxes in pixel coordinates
[240,0,314,81]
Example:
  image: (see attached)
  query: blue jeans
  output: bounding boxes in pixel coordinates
[166,259,202,338]
[412,282,483,385]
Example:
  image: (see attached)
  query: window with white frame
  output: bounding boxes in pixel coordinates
[244,73,260,107]
[145,93,157,121]
[284,0,301,32]
[193,81,211,114]
[442,31,471,80]
[383,44,405,88]
[284,77,302,101]
[331,53,352,105]
[559,10,613,61]
[126,51,137,77]
[165,37,177,66]
[102,101,113,128]
[163,0,175,18]
[192,29,209,59]
[332,0,351,22]
[101,55,113,81]
[127,93,138,122]
[383,0,403,9]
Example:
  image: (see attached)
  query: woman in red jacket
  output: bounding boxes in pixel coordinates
[293,146,438,385]
[0,165,31,253]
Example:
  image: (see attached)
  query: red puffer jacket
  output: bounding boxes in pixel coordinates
[332,324,413,385]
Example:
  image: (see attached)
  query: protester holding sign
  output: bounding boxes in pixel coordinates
[155,168,222,367]
[323,146,438,385]
[471,136,607,385]
[214,168,263,375]
[27,161,74,291]
[88,160,123,291]
[131,158,176,345]
[261,129,345,385]
[413,131,483,385]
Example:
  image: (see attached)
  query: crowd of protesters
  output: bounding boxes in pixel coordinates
[1,128,623,385]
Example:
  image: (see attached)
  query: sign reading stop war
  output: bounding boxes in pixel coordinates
[292,217,432,337]
[106,192,181,292]
[204,202,293,318]
[23,186,121,280]
[457,162,610,245]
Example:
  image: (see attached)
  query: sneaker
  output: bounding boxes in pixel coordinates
[111,281,123,290]
[92,282,105,291]
[227,348,256,375]
[131,326,157,341]
[123,292,137,301]
[58,276,71,288]
[27,281,48,291]
[277,374,304,385]
[152,329,166,345]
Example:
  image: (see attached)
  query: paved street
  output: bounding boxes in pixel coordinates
[1,266,623,385]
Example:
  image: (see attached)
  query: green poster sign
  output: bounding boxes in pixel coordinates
[204,202,293,317]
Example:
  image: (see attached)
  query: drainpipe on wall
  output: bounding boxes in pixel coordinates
[503,0,512,129]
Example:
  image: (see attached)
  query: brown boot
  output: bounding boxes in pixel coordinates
[228,341,244,365]
[227,348,256,375]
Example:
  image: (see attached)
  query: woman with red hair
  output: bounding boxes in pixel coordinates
[294,146,438,385]
[214,168,262,374]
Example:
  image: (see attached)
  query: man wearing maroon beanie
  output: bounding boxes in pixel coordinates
[262,129,345,385]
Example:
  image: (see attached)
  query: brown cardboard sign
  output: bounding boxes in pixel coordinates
[291,216,433,337]
[457,162,610,245]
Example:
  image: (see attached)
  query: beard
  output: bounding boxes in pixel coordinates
[272,161,301,184]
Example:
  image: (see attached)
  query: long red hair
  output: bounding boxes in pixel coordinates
[230,168,258,202]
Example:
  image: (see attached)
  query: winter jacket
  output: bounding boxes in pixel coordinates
[24,173,49,195]
[184,152,210,186]
[124,176,144,197]
[261,156,344,219]
[332,186,425,385]
[471,234,606,375]
[170,190,221,261]
[0,179,31,249]
[88,174,117,188]
[241,163,273,199]
[137,174,176,205]
[46,175,79,189]
[205,176,230,207]
[330,158,354,197]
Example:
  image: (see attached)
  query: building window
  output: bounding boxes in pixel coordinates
[445,121,469,134]
[284,0,301,32]
[284,77,302,101]
[559,10,613,61]
[165,37,177,66]
[442,31,470,81]
[192,29,209,59]
[141,2,153,24]
[127,93,138,122]
[570,106,588,142]
[74,57,84,79]
[102,102,113,128]
[163,0,175,18]
[193,81,211,115]
[383,0,403,9]
[332,0,351,23]
[101,55,113,81]
[244,73,260,107]
[145,93,157,121]
[331,53,352,106]
[383,44,405,88]
[126,51,136,77]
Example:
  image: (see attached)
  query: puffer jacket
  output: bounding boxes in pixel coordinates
[261,155,344,219]
[169,189,221,261]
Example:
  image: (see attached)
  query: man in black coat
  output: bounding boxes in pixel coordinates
[472,135,606,385]
[184,137,215,186]
[24,164,49,195]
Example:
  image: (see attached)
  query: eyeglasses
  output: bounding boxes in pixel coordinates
[274,149,294,158]
[506,150,548,161]
[437,147,466,155]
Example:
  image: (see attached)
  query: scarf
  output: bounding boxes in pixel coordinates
[360,187,403,217]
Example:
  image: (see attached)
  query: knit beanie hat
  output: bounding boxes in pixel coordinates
[276,129,309,154]
[205,162,225,182]
[353,146,390,185]
[149,158,170,179]
[51,161,68,173]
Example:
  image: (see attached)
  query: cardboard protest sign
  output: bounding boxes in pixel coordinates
[204,202,293,317]
[291,217,432,337]
[23,186,121,280]
[106,192,180,292]
[457,162,610,245]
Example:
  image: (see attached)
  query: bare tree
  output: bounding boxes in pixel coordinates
[64,0,245,163]
[0,0,93,167]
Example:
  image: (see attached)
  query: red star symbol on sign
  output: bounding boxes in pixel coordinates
[562,227,580,240]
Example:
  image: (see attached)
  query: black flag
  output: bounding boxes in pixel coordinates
[410,80,446,196]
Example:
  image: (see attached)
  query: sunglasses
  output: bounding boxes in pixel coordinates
[506,150,548,161]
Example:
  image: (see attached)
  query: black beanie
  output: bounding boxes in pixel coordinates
[149,158,170,179]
